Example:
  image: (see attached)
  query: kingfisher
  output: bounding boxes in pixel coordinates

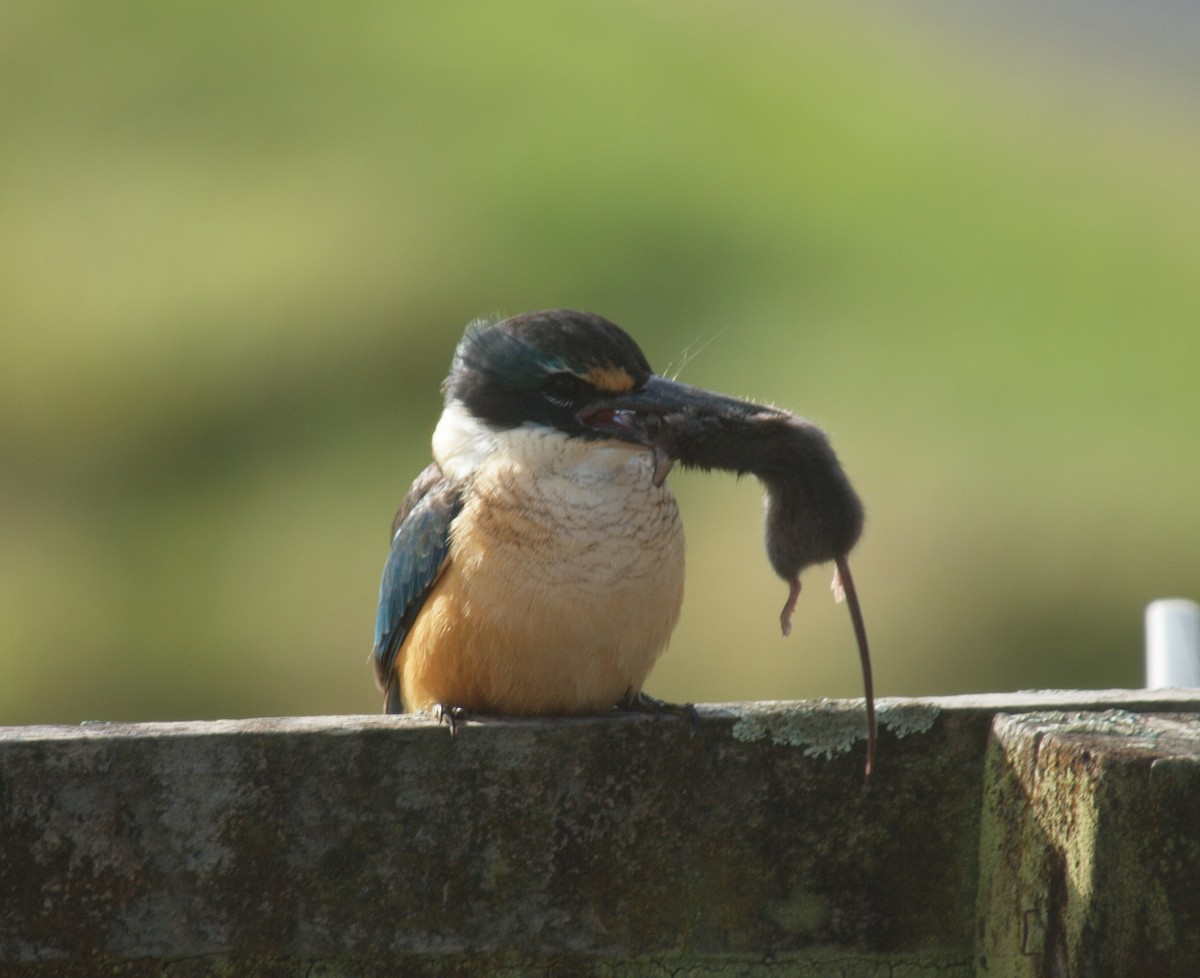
[372,308,869,732]
[372,309,694,721]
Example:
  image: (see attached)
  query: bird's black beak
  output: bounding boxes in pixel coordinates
[580,374,784,487]
[579,375,783,486]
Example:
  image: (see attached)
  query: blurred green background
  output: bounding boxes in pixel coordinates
[2,1,1197,725]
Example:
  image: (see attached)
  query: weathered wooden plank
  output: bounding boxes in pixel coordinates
[976,709,1200,978]
[3,690,1200,976]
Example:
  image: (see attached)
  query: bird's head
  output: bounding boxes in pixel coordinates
[442,309,656,444]
[442,309,776,454]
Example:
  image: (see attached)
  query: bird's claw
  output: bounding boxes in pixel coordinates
[617,690,699,736]
[433,703,470,736]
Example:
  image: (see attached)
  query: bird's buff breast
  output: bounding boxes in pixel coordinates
[401,440,685,715]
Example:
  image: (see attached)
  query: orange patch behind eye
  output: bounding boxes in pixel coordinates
[583,365,636,393]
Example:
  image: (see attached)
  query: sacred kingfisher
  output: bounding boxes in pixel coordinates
[372,309,867,728]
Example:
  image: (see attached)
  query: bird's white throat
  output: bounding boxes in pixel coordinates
[433,399,657,487]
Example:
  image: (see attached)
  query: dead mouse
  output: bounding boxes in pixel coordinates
[613,378,876,776]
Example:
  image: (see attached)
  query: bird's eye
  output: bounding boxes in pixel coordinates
[542,373,590,406]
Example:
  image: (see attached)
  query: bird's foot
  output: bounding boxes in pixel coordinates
[617,690,698,735]
[432,703,470,736]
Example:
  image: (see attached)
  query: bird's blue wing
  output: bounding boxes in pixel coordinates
[372,463,464,713]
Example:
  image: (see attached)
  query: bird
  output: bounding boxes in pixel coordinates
[372,309,868,736]
[372,309,689,722]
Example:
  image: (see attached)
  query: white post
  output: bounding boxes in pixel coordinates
[1145,598,1200,688]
